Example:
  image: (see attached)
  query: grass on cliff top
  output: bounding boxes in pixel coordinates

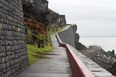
[27,44,54,65]
[27,26,66,66]
[47,26,66,35]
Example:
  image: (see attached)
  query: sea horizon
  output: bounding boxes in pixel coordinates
[79,36,116,54]
[80,36,116,37]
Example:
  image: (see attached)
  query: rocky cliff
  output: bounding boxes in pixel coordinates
[22,0,66,27]
[22,0,49,25]
[46,9,66,31]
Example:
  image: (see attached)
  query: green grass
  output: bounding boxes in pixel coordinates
[48,26,66,35]
[27,49,39,65]
[27,44,54,65]
[47,26,66,43]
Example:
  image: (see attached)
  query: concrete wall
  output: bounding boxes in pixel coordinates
[58,25,77,48]
[0,0,29,77]
[57,25,115,77]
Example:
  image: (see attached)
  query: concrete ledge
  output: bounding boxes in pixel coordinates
[56,33,95,77]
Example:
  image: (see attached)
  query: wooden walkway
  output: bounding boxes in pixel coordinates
[15,34,72,77]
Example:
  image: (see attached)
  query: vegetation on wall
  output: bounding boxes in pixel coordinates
[24,17,46,34]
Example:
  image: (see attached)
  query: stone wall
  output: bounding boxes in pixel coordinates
[0,0,29,77]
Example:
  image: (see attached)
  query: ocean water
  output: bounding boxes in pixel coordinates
[79,37,116,54]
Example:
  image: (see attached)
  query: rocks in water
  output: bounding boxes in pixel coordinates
[107,50,115,57]
[72,23,116,76]
[109,62,116,76]
[79,46,116,76]
[75,42,87,50]
[73,24,86,50]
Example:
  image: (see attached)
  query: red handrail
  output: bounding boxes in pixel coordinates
[56,33,95,77]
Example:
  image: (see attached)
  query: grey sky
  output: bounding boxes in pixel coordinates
[48,0,116,36]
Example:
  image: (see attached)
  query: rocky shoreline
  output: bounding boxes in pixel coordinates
[78,45,116,76]
[71,24,116,76]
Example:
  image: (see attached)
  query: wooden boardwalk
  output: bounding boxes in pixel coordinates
[15,34,72,77]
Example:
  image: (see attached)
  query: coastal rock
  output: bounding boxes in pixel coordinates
[79,46,116,76]
[107,50,115,57]
[75,33,79,43]
[73,24,87,50]
[109,62,116,76]
[75,42,87,50]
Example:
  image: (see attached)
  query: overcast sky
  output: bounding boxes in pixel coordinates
[48,0,116,36]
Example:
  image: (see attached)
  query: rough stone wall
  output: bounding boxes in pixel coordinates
[58,25,77,48]
[0,0,29,77]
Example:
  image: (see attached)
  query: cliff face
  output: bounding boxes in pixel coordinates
[22,0,49,25]
[46,9,66,31]
[46,9,66,26]
[22,0,66,27]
